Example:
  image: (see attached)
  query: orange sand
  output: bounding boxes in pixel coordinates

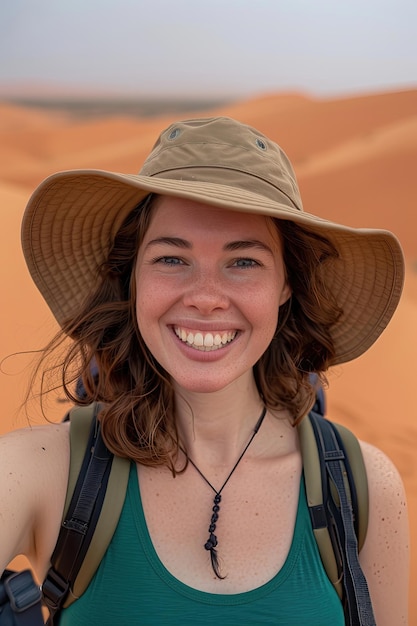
[1,90,416,619]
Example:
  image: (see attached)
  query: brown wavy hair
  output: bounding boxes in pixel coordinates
[35,194,342,469]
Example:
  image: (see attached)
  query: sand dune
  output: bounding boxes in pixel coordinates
[0,103,66,130]
[296,115,417,176]
[215,89,417,161]
[0,183,59,431]
[1,88,416,619]
[298,148,416,259]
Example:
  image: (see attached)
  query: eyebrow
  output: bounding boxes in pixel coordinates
[145,237,274,254]
[224,239,274,254]
[145,237,191,250]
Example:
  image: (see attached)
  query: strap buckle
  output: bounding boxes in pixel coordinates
[4,570,42,613]
[42,568,70,611]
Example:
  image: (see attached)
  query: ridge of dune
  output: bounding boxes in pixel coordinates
[24,117,170,171]
[234,89,417,164]
[0,133,160,191]
[209,92,312,124]
[297,148,417,259]
[295,114,417,177]
[14,116,158,159]
[36,134,156,175]
[0,112,182,188]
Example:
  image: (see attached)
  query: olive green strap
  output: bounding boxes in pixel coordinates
[62,404,130,608]
[298,414,344,600]
[298,413,369,603]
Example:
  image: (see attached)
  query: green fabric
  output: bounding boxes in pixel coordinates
[59,465,344,625]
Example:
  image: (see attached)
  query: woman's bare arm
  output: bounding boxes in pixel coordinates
[359,441,410,625]
[0,423,70,578]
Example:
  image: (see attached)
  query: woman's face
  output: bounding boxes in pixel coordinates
[135,196,291,394]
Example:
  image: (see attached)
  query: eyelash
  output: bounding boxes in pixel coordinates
[152,256,185,266]
[232,258,261,268]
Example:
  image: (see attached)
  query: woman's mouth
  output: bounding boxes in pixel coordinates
[173,327,237,351]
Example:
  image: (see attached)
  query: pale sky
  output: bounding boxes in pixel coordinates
[1,0,416,98]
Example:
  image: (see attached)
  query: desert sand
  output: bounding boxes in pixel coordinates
[1,89,416,619]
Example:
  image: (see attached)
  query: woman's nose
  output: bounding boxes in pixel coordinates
[182,267,230,313]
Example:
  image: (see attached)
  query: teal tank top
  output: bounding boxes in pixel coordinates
[59,465,344,625]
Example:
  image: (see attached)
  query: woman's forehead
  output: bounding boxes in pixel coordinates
[148,195,279,238]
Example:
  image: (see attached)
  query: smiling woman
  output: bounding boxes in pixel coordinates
[134,196,290,395]
[0,117,409,626]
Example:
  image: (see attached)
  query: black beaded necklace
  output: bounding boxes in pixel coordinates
[186,406,267,579]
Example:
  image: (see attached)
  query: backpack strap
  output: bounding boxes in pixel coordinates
[42,403,130,625]
[331,421,369,554]
[68,413,130,606]
[299,414,343,595]
[299,411,375,626]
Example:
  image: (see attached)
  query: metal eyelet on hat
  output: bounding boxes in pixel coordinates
[255,138,267,150]
[168,128,181,140]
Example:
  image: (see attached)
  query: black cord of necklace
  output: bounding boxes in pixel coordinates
[186,407,267,579]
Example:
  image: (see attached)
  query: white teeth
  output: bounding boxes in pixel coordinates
[204,333,214,347]
[174,328,237,351]
[213,334,222,346]
[194,333,204,347]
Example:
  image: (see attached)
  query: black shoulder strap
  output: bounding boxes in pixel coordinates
[308,411,376,626]
[42,404,114,625]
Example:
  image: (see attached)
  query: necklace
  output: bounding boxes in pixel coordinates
[186,406,267,579]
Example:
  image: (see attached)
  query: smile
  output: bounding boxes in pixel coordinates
[174,327,237,351]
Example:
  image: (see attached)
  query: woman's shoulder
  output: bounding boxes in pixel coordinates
[359,439,407,500]
[0,421,70,576]
[358,438,408,533]
[0,420,70,471]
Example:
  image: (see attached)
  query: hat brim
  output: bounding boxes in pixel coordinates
[21,169,405,366]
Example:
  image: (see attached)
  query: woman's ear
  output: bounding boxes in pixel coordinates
[279,282,292,306]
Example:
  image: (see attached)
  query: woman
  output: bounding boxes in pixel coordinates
[0,117,409,624]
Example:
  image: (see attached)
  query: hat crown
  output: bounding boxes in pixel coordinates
[140,117,303,210]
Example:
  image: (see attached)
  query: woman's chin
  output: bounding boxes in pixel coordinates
[174,379,230,395]
[170,366,255,396]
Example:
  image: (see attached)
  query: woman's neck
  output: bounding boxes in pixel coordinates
[173,372,266,465]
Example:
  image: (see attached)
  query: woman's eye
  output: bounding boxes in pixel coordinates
[154,256,184,266]
[232,258,260,268]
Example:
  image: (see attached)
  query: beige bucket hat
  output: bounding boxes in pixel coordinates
[21,116,404,365]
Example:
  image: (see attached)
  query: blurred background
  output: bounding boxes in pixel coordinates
[1,0,416,620]
[2,0,417,101]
